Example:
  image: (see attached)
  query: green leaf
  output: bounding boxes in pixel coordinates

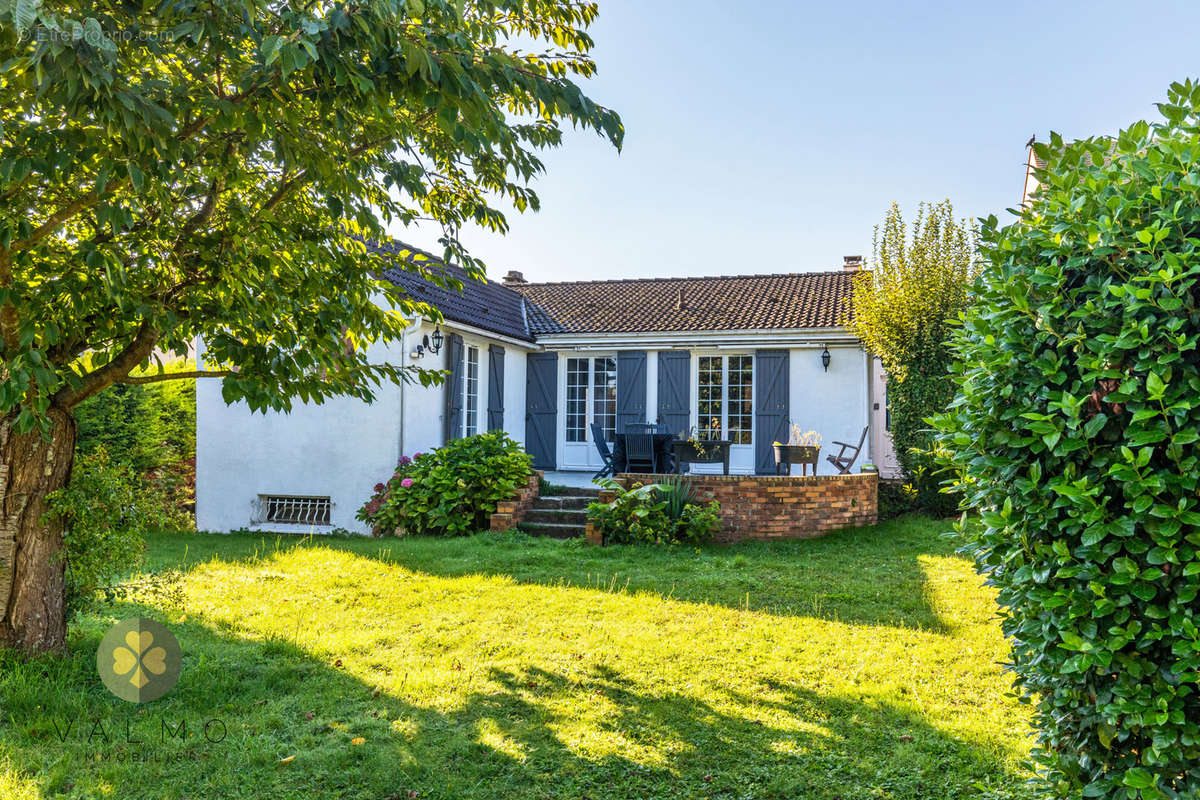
[1123,767,1155,789]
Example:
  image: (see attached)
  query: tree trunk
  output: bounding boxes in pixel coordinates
[0,406,75,654]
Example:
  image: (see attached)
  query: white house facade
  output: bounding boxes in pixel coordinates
[196,244,898,534]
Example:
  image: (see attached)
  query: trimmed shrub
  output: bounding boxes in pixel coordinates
[46,448,156,615]
[935,83,1200,798]
[588,479,720,545]
[358,431,532,536]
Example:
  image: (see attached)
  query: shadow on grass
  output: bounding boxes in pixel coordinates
[146,514,964,633]
[1,595,1029,800]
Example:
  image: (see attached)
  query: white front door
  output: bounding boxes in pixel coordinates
[560,355,617,470]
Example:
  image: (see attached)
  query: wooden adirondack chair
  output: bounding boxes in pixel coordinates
[826,426,868,474]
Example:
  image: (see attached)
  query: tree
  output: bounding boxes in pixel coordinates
[935,83,1200,798]
[0,0,622,654]
[846,200,978,510]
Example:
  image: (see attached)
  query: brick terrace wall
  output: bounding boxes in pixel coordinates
[603,472,878,543]
[489,470,543,532]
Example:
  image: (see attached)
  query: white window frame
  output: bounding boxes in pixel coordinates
[564,355,617,444]
[463,345,480,437]
[695,353,754,446]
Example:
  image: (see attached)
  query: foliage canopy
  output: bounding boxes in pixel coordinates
[935,81,1200,798]
[0,0,623,427]
[847,200,978,510]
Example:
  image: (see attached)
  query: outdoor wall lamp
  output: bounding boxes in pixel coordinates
[423,326,444,356]
[820,345,831,372]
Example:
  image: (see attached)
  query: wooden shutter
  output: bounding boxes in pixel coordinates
[616,351,647,433]
[487,344,505,431]
[754,350,789,474]
[525,352,558,469]
[656,351,691,437]
[444,333,465,443]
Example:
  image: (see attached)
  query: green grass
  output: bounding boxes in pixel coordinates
[0,516,1034,799]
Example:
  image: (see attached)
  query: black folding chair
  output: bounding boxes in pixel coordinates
[826,426,869,474]
[623,431,657,473]
[591,423,617,480]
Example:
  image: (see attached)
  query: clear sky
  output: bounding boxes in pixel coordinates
[402,0,1200,282]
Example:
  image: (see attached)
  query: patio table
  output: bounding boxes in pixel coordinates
[611,432,677,473]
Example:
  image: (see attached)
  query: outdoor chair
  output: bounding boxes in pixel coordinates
[591,423,617,480]
[625,422,656,435]
[826,426,868,474]
[623,431,657,473]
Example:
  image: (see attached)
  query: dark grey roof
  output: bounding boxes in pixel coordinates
[511,272,855,335]
[369,240,533,342]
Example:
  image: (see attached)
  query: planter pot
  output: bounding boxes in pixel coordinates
[774,444,819,465]
[674,441,726,464]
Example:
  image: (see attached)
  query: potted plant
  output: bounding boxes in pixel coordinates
[673,425,726,463]
[773,425,821,473]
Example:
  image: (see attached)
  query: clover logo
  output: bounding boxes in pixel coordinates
[97,619,181,703]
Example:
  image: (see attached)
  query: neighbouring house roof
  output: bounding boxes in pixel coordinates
[510,272,855,335]
[369,239,535,343]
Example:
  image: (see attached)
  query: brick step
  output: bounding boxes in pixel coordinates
[543,485,602,498]
[523,509,587,525]
[533,495,592,511]
[518,521,587,539]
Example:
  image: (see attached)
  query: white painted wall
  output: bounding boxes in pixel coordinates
[788,344,871,475]
[197,320,535,534]
[195,336,404,534]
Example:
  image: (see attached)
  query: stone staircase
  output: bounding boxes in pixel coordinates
[518,487,600,538]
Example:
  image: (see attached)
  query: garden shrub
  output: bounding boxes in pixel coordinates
[357,431,532,536]
[588,479,720,545]
[847,200,979,515]
[934,83,1200,799]
[73,359,197,525]
[46,448,158,615]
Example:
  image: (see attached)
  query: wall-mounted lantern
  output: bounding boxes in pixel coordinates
[820,345,831,372]
[423,326,444,356]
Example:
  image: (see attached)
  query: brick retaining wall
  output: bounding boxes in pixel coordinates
[589,472,878,543]
[489,470,543,532]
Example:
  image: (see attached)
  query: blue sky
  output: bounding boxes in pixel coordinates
[406,0,1200,282]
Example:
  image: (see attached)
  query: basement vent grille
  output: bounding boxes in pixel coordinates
[255,495,332,526]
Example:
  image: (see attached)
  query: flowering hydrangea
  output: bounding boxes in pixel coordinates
[400,478,414,488]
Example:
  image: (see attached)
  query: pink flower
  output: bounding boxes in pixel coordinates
[413,452,423,459]
[400,478,414,488]
[374,483,385,493]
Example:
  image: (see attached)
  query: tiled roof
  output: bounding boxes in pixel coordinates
[368,240,533,342]
[512,272,854,335]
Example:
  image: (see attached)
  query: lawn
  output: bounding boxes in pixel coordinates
[0,516,1034,799]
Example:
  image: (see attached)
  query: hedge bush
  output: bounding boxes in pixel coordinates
[357,431,532,537]
[935,82,1200,798]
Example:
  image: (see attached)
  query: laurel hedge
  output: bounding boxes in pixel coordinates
[935,82,1200,799]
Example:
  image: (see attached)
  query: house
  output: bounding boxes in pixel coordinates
[195,244,898,533]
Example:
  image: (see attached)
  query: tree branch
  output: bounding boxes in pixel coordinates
[117,370,232,385]
[52,322,160,408]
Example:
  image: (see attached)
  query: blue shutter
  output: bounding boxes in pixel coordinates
[487,344,505,431]
[616,351,647,433]
[525,352,558,469]
[444,333,464,443]
[754,350,789,474]
[657,351,691,437]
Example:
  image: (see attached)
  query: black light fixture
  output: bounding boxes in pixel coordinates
[423,325,444,356]
[820,345,831,372]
